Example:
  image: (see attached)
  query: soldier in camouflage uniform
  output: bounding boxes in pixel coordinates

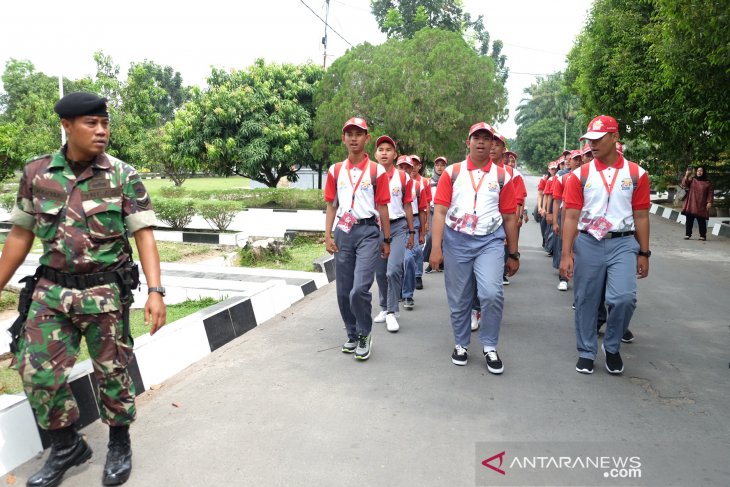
[0,92,167,487]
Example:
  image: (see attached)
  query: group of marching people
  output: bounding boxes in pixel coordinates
[325,114,651,377]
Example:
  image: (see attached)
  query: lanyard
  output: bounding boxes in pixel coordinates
[468,166,489,214]
[597,165,619,214]
[347,161,369,210]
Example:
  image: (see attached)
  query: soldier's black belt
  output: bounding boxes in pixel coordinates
[389,217,405,223]
[40,265,121,290]
[580,230,635,239]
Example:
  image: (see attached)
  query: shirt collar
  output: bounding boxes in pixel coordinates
[466,155,492,172]
[347,154,370,171]
[54,145,112,171]
[593,154,624,171]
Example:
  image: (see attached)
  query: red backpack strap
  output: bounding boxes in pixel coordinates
[333,162,343,182]
[580,163,591,189]
[369,161,378,192]
[450,162,462,184]
[399,170,407,201]
[497,165,506,189]
[628,161,639,187]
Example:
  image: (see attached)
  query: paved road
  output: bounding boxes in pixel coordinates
[6,175,730,486]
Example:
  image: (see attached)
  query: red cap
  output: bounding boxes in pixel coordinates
[581,143,592,155]
[342,117,368,133]
[468,122,495,138]
[581,115,619,140]
[410,154,421,165]
[493,133,507,147]
[505,151,518,159]
[376,135,396,149]
[548,161,558,169]
[616,142,624,154]
[569,150,581,160]
[434,156,447,164]
[562,149,571,156]
[396,155,413,167]
[558,156,566,164]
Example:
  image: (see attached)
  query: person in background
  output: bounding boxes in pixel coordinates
[681,165,714,241]
[424,156,447,273]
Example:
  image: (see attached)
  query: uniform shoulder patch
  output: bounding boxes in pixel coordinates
[25,154,51,164]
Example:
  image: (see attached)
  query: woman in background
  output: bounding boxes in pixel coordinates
[681,165,713,240]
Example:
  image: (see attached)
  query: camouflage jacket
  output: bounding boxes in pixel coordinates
[9,148,157,314]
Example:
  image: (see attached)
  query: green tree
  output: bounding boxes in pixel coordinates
[163,60,324,187]
[371,0,465,39]
[313,29,507,169]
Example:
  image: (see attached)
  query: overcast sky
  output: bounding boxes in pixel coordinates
[1,0,592,138]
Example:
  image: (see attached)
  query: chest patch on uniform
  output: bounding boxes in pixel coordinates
[33,185,67,201]
[82,187,123,200]
[89,178,112,190]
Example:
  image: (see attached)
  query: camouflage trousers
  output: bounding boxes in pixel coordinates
[13,300,136,430]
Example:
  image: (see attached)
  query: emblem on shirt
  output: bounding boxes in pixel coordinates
[338,180,348,189]
[488,181,499,192]
[392,187,401,196]
[621,178,633,190]
[361,180,371,190]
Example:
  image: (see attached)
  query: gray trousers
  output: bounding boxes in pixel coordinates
[573,232,639,359]
[375,218,408,313]
[443,226,506,349]
[334,223,381,339]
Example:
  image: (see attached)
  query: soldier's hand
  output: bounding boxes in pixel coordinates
[146,293,167,335]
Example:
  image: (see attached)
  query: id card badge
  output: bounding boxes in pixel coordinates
[585,215,613,241]
[337,211,357,233]
[462,213,479,236]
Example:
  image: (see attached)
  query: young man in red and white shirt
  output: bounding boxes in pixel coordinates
[398,155,428,309]
[409,154,430,291]
[373,137,415,332]
[551,150,583,291]
[560,115,651,375]
[324,118,392,360]
[429,122,519,374]
[543,161,559,256]
[424,156,448,273]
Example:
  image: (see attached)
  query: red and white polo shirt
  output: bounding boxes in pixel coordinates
[324,155,391,219]
[434,157,517,236]
[385,167,413,219]
[562,156,651,232]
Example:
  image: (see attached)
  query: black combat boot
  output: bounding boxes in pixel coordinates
[27,425,92,487]
[102,425,132,486]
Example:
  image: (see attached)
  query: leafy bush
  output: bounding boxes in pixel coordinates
[154,198,197,229]
[159,186,189,198]
[198,200,240,231]
[0,193,15,212]
[239,239,291,267]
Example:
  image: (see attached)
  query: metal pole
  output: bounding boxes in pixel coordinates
[563,117,567,152]
[322,0,330,69]
[58,73,66,145]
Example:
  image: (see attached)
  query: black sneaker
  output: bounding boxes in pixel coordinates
[424,265,433,274]
[451,345,468,366]
[602,344,624,374]
[621,330,635,343]
[415,277,423,290]
[502,275,510,285]
[403,298,415,310]
[355,335,372,360]
[342,338,357,354]
[575,357,594,374]
[484,350,504,374]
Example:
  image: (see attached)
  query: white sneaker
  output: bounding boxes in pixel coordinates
[557,281,568,291]
[374,310,387,323]
[385,313,400,332]
[470,310,480,331]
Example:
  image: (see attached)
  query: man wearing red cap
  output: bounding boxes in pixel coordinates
[324,117,392,360]
[400,155,429,308]
[373,138,415,333]
[551,150,583,291]
[429,122,519,374]
[424,156,447,273]
[542,161,559,256]
[560,115,651,375]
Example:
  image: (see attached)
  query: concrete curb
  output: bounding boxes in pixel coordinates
[650,202,730,238]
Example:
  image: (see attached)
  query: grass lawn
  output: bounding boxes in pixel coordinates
[129,237,222,263]
[0,297,219,395]
[143,177,250,197]
[239,235,326,272]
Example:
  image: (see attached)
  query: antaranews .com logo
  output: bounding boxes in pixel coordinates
[475,442,644,486]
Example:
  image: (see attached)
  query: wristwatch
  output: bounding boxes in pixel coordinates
[148,286,166,297]
[508,252,521,261]
[638,250,651,258]
[383,237,392,244]
[408,230,416,234]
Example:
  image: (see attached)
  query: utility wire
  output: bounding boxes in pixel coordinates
[299,0,354,47]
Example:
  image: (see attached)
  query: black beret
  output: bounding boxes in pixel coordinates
[54,92,109,119]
